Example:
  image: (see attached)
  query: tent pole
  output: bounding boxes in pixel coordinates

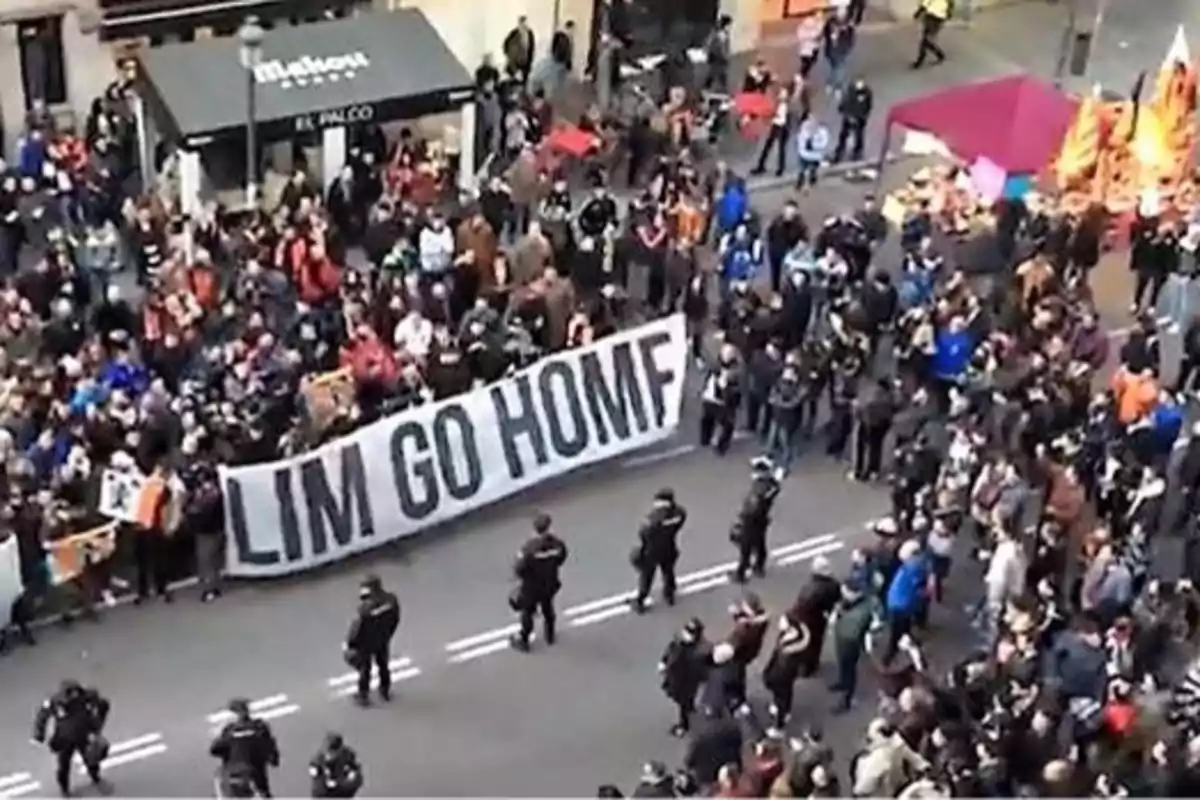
[873,125,891,193]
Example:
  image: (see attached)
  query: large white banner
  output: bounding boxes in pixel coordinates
[0,536,22,628]
[220,315,688,577]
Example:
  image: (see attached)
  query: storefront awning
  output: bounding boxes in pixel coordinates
[137,9,474,146]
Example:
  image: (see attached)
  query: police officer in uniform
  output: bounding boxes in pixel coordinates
[631,489,688,613]
[510,513,568,652]
[210,698,281,798]
[309,733,363,798]
[344,575,401,707]
[33,679,110,797]
[658,618,710,737]
[730,458,782,583]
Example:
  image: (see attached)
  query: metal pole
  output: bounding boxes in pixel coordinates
[246,63,257,208]
[1086,0,1110,73]
[1052,0,1078,86]
[596,0,613,111]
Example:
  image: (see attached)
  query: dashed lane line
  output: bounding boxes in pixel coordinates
[0,774,37,799]
[0,781,39,798]
[327,657,423,698]
[206,694,299,732]
[1,525,873,789]
[569,540,846,629]
[443,531,853,661]
[80,733,168,773]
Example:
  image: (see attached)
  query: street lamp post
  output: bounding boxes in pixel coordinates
[239,16,265,208]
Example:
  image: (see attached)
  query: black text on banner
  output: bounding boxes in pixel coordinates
[219,315,688,577]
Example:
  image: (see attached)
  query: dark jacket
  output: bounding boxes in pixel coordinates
[685,714,743,786]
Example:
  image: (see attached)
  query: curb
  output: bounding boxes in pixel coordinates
[743,152,906,192]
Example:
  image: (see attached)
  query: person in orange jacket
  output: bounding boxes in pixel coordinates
[1111,366,1158,425]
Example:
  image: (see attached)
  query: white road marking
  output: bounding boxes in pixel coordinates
[0,776,31,792]
[444,624,520,653]
[253,704,300,723]
[570,604,632,628]
[93,744,168,770]
[327,657,413,687]
[332,666,422,697]
[622,444,698,468]
[564,534,839,620]
[775,540,845,567]
[443,531,863,665]
[0,781,40,798]
[619,432,755,469]
[75,733,166,773]
[678,575,731,596]
[773,533,836,556]
[206,694,290,725]
[447,638,514,663]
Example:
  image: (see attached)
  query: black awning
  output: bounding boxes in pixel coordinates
[97,0,359,41]
[137,9,474,145]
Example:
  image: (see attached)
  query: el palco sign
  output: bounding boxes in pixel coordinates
[293,104,376,132]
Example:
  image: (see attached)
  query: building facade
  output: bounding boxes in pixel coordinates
[0,0,762,156]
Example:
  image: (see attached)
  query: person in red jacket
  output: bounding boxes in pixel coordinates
[339,325,398,387]
[294,242,341,306]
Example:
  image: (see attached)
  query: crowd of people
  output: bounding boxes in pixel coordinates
[583,119,1200,792]
[10,0,1200,796]
[0,4,765,643]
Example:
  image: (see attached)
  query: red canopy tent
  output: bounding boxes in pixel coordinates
[883,74,1078,174]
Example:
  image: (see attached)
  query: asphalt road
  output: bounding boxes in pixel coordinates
[0,433,891,797]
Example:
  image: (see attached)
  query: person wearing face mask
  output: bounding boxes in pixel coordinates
[658,618,710,737]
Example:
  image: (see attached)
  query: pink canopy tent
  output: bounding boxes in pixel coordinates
[882,74,1079,175]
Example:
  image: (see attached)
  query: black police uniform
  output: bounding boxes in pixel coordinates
[632,491,688,612]
[510,515,568,651]
[33,681,110,796]
[345,577,401,705]
[731,465,780,583]
[309,735,363,798]
[659,620,710,736]
[210,704,281,798]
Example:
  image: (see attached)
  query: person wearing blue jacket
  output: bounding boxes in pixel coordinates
[17,130,46,179]
[931,316,974,385]
[717,224,762,290]
[882,539,927,666]
[100,352,149,397]
[1150,389,1184,455]
[714,178,748,237]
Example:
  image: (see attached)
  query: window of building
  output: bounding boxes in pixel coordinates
[17,16,68,108]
